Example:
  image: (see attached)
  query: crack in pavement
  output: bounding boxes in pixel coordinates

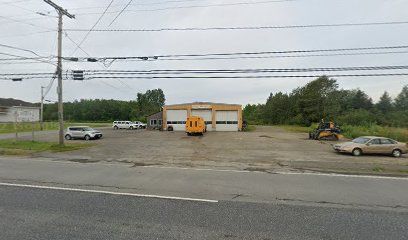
[275,197,408,210]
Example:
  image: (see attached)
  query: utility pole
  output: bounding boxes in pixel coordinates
[40,86,44,131]
[43,0,74,146]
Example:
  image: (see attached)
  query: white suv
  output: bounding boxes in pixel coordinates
[112,121,139,130]
[133,121,147,129]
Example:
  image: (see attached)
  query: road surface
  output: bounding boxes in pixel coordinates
[0,157,407,239]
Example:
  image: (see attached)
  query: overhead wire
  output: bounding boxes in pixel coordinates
[107,0,133,27]
[84,73,408,79]
[70,0,115,55]
[0,15,54,30]
[65,20,408,33]
[74,0,299,15]
[64,31,135,92]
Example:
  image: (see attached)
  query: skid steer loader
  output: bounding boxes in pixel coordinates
[309,120,343,141]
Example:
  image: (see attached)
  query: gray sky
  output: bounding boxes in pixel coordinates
[0,0,407,105]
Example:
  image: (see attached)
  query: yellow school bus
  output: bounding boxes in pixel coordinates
[185,116,206,136]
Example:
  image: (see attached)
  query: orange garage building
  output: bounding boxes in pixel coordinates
[163,102,242,132]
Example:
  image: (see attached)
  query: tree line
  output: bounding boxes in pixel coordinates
[43,89,165,122]
[243,76,408,127]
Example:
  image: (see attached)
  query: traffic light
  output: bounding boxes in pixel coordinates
[72,70,84,80]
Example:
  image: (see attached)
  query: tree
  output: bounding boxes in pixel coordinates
[349,89,373,110]
[263,92,293,124]
[243,104,264,124]
[136,89,166,118]
[395,85,408,111]
[376,91,393,113]
[297,76,339,124]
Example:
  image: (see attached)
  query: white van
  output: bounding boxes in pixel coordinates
[112,121,139,130]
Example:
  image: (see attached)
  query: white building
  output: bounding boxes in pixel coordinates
[0,106,40,123]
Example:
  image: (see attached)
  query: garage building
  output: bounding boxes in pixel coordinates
[163,102,242,131]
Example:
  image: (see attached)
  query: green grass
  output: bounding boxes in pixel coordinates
[372,167,385,172]
[244,125,257,132]
[0,122,110,134]
[0,140,93,155]
[341,124,408,142]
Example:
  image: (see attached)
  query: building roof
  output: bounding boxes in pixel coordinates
[0,105,40,110]
[147,111,163,119]
[0,98,36,107]
[164,102,241,107]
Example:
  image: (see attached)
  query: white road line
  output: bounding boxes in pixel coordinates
[0,182,218,203]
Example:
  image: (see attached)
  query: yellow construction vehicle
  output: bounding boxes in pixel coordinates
[186,116,206,136]
[309,120,343,141]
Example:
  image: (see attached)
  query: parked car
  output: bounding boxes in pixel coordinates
[133,121,147,129]
[333,136,407,157]
[112,121,139,130]
[65,126,103,141]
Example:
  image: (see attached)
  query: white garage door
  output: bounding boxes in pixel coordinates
[166,110,187,131]
[215,110,238,131]
[191,109,213,131]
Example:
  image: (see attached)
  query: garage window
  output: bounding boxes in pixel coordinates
[205,121,212,125]
[216,121,227,124]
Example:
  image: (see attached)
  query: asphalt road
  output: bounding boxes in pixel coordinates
[0,157,408,239]
[1,185,408,240]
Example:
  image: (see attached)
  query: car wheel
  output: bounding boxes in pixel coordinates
[114,126,118,130]
[352,148,362,156]
[65,134,72,140]
[84,135,91,141]
[129,126,134,130]
[392,149,402,158]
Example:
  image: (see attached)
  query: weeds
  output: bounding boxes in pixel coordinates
[0,140,93,155]
[372,167,384,172]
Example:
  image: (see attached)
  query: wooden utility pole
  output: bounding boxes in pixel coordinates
[40,86,44,131]
[43,0,74,146]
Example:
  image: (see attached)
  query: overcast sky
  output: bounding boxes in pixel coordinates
[0,0,407,105]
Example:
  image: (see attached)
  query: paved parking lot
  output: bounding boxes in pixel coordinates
[31,126,408,175]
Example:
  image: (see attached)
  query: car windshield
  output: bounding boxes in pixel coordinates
[82,127,94,131]
[352,137,371,144]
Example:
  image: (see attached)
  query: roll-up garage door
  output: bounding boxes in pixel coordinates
[166,110,187,131]
[191,109,213,131]
[215,110,238,131]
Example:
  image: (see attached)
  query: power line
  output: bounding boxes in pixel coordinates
[62,45,408,62]
[0,43,47,57]
[70,0,115,55]
[74,0,298,15]
[6,64,408,77]
[84,73,408,79]
[108,0,133,27]
[0,30,56,39]
[0,0,34,5]
[65,20,408,33]
[83,65,408,74]
[4,73,408,81]
[2,45,408,64]
[69,0,267,11]
[0,15,53,30]
[63,31,135,91]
